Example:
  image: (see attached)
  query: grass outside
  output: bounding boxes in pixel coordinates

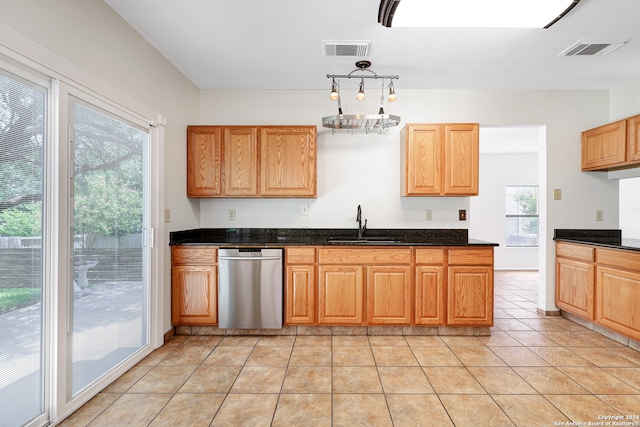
[0,288,41,315]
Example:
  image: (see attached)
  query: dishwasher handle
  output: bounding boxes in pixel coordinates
[218,256,281,261]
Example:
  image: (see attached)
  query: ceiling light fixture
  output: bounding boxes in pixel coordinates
[323,61,400,134]
[379,0,581,28]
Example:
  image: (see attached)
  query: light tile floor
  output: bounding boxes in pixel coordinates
[60,271,640,427]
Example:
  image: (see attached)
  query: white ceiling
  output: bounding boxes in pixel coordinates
[104,0,640,91]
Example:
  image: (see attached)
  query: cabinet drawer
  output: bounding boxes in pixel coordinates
[556,242,594,262]
[448,248,493,265]
[286,247,316,264]
[319,248,411,265]
[171,246,218,266]
[596,248,640,271]
[415,248,445,265]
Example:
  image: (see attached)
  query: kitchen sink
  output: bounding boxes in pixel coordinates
[326,238,401,244]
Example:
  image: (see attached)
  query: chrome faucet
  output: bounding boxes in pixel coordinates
[356,204,367,239]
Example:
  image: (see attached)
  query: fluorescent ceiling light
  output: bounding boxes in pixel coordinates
[384,0,581,28]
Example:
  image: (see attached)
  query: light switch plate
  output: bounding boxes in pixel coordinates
[459,210,466,221]
[426,210,433,221]
[228,209,236,221]
[553,189,562,200]
[300,203,309,215]
[300,215,309,227]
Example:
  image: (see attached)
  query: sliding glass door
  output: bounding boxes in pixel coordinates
[68,98,150,397]
[0,71,47,426]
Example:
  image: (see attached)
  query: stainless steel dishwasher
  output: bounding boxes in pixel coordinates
[218,248,283,329]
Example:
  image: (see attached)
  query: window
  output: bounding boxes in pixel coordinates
[0,68,47,427]
[505,186,538,247]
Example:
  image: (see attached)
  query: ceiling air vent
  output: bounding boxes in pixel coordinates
[559,40,628,56]
[324,41,371,57]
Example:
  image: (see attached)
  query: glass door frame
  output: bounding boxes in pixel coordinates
[51,81,164,423]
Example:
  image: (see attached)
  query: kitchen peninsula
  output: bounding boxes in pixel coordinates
[170,228,498,337]
[554,229,640,345]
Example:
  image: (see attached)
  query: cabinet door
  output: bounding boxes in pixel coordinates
[403,124,443,195]
[415,266,445,325]
[286,265,316,325]
[443,123,479,195]
[187,126,222,197]
[627,114,640,163]
[171,266,217,325]
[260,126,317,197]
[318,265,364,325]
[555,258,595,320]
[222,127,258,196]
[447,266,493,326]
[581,120,626,171]
[595,266,640,342]
[367,266,412,325]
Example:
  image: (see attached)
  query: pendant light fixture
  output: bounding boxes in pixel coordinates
[323,61,400,134]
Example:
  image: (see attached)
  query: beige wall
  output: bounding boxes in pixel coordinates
[0,0,200,333]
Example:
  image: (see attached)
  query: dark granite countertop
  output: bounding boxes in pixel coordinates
[170,228,498,247]
[553,229,640,252]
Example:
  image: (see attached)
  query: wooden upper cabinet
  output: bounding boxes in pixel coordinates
[443,124,479,195]
[223,127,259,196]
[186,125,317,198]
[187,126,222,197]
[581,114,640,171]
[581,120,627,171]
[402,123,479,196]
[627,114,640,163]
[402,124,443,195]
[260,126,316,197]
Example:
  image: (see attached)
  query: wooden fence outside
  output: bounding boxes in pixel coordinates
[0,248,143,288]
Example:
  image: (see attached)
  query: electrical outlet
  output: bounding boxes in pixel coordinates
[595,209,603,221]
[426,210,433,221]
[300,203,309,215]
[459,210,466,221]
[228,209,236,221]
[164,209,171,223]
[300,215,309,227]
[553,189,562,200]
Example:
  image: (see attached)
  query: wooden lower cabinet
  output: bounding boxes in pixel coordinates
[286,265,315,324]
[447,248,494,326]
[447,266,493,326]
[285,247,317,325]
[415,248,446,325]
[367,266,412,325]
[171,246,218,325]
[415,266,445,325]
[555,258,595,320]
[318,265,364,325]
[555,242,640,343]
[595,266,640,342]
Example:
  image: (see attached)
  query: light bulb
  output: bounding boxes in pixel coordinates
[356,79,365,101]
[388,84,397,102]
[330,79,339,100]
